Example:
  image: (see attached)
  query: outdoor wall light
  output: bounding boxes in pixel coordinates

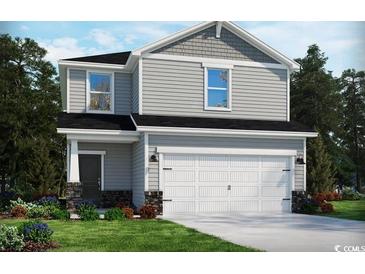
[296,155,305,165]
[150,154,158,162]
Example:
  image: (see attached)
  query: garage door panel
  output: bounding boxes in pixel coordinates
[198,155,229,168]
[262,200,290,212]
[198,186,229,198]
[262,171,288,183]
[164,186,194,198]
[164,154,195,167]
[198,171,229,182]
[165,170,195,183]
[230,200,259,212]
[230,155,260,168]
[262,156,289,168]
[230,186,259,197]
[262,186,289,197]
[198,201,229,213]
[164,201,195,214]
[230,171,259,182]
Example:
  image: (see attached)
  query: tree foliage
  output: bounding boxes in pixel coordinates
[0,34,66,197]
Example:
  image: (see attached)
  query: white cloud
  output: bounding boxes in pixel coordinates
[20,25,29,31]
[89,28,120,49]
[39,37,87,63]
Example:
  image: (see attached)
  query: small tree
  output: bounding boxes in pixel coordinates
[307,133,336,194]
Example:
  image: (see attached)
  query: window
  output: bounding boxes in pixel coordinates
[204,67,231,111]
[87,72,114,113]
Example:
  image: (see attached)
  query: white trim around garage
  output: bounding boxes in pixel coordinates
[137,126,318,138]
[156,146,298,156]
[144,133,149,191]
[78,150,106,191]
[303,138,307,191]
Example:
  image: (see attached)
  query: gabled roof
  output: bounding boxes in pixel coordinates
[132,114,316,133]
[63,51,131,65]
[133,21,299,70]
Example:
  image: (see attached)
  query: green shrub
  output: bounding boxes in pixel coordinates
[50,208,70,220]
[77,202,99,221]
[10,198,38,211]
[27,206,46,219]
[0,225,24,251]
[20,220,53,244]
[342,187,361,200]
[104,208,125,221]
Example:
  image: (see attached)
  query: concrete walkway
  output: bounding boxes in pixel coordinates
[164,213,365,252]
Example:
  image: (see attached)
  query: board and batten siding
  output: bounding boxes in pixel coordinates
[68,69,132,114]
[78,143,132,190]
[147,135,305,191]
[142,58,288,121]
[132,134,145,208]
[131,64,139,113]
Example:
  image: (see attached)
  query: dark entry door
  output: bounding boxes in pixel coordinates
[79,154,101,205]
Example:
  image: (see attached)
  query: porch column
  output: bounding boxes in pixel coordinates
[69,139,80,182]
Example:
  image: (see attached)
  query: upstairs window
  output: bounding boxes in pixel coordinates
[204,66,232,111]
[87,71,114,113]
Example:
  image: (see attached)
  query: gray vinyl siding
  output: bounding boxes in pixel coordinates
[153,26,278,64]
[115,73,132,115]
[68,69,133,114]
[131,64,139,113]
[148,135,305,191]
[132,134,145,208]
[142,58,288,121]
[69,69,86,113]
[78,143,132,190]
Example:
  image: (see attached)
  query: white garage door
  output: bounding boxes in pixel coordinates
[162,154,292,215]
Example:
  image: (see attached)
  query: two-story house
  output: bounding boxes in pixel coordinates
[57,21,317,215]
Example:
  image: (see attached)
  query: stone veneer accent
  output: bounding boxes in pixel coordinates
[100,191,132,208]
[65,182,82,210]
[291,190,307,213]
[144,191,163,214]
[65,182,133,209]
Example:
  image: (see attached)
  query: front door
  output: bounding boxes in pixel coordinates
[79,154,101,205]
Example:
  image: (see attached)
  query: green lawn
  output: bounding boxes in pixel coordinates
[0,218,257,252]
[318,199,365,221]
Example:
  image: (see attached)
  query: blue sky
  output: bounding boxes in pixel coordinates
[1,21,364,76]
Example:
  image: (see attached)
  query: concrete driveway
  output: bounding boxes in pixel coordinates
[164,213,365,251]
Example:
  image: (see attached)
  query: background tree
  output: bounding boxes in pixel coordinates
[338,69,365,191]
[307,133,336,193]
[0,34,65,198]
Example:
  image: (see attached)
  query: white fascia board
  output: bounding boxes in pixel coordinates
[57,128,139,136]
[66,134,139,143]
[157,146,297,156]
[137,126,318,138]
[58,60,127,71]
[202,62,234,69]
[144,53,288,70]
[132,21,214,56]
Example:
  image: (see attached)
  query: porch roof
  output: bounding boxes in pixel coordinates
[58,112,136,131]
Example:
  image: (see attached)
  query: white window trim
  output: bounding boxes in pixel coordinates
[204,66,232,112]
[78,150,106,191]
[86,70,114,114]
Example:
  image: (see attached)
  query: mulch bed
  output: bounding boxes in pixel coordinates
[22,241,60,252]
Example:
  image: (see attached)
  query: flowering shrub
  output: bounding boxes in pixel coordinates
[27,206,46,219]
[0,225,24,251]
[76,200,99,221]
[122,208,134,219]
[139,204,156,219]
[313,193,327,204]
[10,198,37,211]
[50,208,70,220]
[37,196,60,207]
[11,205,28,218]
[20,221,53,244]
[320,202,334,213]
[104,208,125,221]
